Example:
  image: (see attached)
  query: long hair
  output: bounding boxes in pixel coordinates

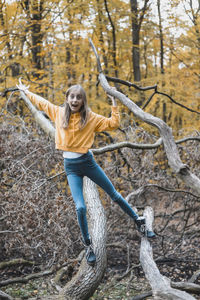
[62,84,89,129]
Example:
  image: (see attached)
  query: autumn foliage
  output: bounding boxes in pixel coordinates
[0,0,199,133]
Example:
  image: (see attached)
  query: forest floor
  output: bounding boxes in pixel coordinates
[1,247,200,300]
[1,275,150,299]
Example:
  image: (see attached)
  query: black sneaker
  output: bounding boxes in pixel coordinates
[135,217,156,238]
[135,216,146,234]
[83,238,96,267]
[146,230,156,238]
[85,244,96,267]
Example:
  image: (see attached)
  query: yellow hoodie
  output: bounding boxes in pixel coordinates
[26,91,120,153]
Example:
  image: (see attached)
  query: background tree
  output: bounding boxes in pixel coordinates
[157,0,164,75]
[129,0,149,82]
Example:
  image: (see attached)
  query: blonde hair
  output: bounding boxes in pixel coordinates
[62,85,89,129]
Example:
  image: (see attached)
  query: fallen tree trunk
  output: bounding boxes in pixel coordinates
[140,206,197,300]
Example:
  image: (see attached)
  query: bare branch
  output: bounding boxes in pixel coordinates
[105,75,200,115]
[156,91,200,115]
[106,75,157,91]
[0,87,18,97]
[89,38,103,73]
[0,290,13,300]
[92,138,162,154]
[189,269,200,283]
[18,90,55,139]
[125,184,200,202]
[92,136,200,154]
[0,269,54,288]
[0,259,34,270]
[171,281,200,295]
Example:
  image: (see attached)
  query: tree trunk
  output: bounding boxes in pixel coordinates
[96,0,108,73]
[130,0,141,82]
[30,0,44,79]
[65,8,75,84]
[129,0,149,106]
[104,0,118,78]
[157,0,164,74]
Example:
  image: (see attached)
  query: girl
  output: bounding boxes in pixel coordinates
[17,82,155,267]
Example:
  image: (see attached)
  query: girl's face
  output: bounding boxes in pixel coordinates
[67,89,84,113]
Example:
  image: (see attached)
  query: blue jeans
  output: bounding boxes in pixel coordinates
[64,151,138,244]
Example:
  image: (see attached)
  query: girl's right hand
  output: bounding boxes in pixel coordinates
[16,78,29,93]
[107,87,117,107]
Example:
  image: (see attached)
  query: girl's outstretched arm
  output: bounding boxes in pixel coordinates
[16,79,58,122]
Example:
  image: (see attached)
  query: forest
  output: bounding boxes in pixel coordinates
[0,0,200,299]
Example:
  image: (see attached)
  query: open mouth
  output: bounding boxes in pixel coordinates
[71,104,79,108]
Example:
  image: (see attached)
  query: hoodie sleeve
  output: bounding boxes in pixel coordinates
[94,106,120,132]
[25,91,58,122]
